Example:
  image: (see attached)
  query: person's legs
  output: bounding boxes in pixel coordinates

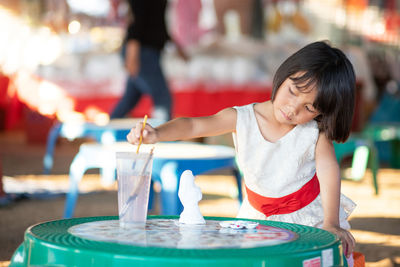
[140,47,172,120]
[111,46,172,120]
[110,77,143,119]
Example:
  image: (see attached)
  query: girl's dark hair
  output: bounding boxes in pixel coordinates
[271,41,355,143]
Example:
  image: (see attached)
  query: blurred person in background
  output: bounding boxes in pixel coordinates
[110,0,187,121]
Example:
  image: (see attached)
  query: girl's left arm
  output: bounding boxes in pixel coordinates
[315,133,355,257]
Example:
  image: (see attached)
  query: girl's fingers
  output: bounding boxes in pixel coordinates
[347,232,356,257]
[343,242,348,258]
[127,129,138,144]
[135,122,143,138]
[126,131,133,143]
[343,232,355,257]
[127,122,147,144]
[128,123,155,144]
[350,232,356,248]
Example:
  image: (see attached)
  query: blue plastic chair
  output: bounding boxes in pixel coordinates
[334,136,379,194]
[367,88,400,168]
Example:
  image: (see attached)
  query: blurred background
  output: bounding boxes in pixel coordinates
[0,0,399,266]
[0,0,399,133]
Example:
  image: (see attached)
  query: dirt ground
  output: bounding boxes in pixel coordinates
[0,130,399,266]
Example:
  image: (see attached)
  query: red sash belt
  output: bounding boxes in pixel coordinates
[245,174,320,217]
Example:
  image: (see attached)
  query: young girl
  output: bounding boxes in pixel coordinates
[127,41,357,264]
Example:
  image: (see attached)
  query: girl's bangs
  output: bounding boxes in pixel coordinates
[289,72,318,93]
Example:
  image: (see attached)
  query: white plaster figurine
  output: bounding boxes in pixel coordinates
[178,170,206,224]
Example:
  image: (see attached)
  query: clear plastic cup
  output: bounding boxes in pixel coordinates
[116,151,153,227]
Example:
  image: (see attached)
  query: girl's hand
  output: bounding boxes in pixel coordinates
[323,224,356,258]
[127,122,158,144]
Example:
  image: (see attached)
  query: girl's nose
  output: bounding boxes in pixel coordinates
[287,103,298,118]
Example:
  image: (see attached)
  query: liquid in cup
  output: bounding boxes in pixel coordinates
[116,151,153,227]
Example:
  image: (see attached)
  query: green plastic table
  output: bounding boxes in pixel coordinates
[10,216,345,267]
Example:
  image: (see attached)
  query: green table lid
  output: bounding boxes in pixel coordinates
[10,216,345,267]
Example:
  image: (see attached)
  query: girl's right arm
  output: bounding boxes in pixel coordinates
[315,133,356,257]
[127,107,237,144]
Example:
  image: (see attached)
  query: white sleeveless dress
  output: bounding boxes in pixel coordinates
[233,103,356,229]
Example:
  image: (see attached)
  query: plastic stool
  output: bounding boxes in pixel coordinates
[64,142,134,218]
[64,142,242,218]
[334,136,379,194]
